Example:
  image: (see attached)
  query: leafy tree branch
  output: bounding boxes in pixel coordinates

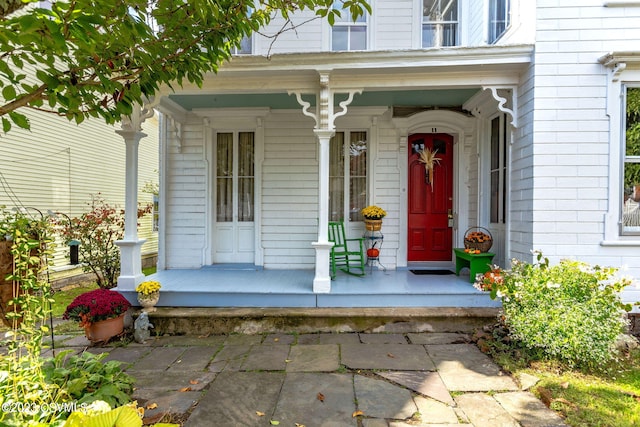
[0,0,370,132]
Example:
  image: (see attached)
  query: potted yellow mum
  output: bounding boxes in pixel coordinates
[135,280,161,312]
[361,205,386,230]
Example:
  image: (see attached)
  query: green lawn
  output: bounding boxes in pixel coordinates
[484,331,640,427]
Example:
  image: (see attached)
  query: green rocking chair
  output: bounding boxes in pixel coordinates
[328,221,366,279]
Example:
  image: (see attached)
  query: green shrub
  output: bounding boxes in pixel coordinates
[475,251,633,369]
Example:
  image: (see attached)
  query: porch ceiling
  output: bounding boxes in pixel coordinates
[167,88,481,111]
[159,44,532,113]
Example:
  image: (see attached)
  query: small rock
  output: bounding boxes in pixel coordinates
[517,372,540,391]
[616,334,639,351]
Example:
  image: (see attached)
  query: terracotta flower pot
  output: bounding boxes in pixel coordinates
[84,314,125,343]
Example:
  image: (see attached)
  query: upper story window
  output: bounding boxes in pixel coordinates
[622,86,640,234]
[232,35,252,55]
[422,0,458,48]
[488,0,511,44]
[330,131,368,222]
[332,0,368,51]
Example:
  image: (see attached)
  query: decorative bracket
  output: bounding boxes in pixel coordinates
[121,104,155,133]
[289,72,362,131]
[482,85,518,128]
[167,115,183,153]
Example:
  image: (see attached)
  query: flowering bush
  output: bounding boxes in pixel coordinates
[53,194,152,289]
[63,289,131,327]
[135,280,161,295]
[361,205,386,220]
[474,251,634,369]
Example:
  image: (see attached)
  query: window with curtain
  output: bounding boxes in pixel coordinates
[238,132,255,222]
[488,0,511,44]
[490,115,507,224]
[622,86,640,233]
[422,0,458,48]
[216,132,254,223]
[329,131,368,222]
[332,0,367,51]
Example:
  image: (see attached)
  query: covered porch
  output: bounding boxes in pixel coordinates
[120,267,501,309]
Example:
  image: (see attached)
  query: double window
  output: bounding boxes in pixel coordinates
[329,131,368,222]
[488,0,511,44]
[422,0,458,48]
[622,86,640,233]
[332,0,367,51]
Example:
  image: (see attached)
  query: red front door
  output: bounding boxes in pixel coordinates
[408,134,454,262]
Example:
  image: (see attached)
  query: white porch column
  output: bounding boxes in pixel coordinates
[289,73,362,293]
[115,105,154,291]
[312,129,335,293]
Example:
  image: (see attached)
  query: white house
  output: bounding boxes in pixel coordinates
[119,0,640,308]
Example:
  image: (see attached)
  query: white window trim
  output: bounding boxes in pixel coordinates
[599,53,640,245]
[420,0,461,48]
[327,1,374,51]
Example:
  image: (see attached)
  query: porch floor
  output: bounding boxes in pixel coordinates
[124,266,501,309]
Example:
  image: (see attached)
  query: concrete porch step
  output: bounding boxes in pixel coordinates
[138,307,500,336]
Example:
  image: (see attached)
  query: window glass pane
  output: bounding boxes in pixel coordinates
[489,0,511,43]
[349,132,367,221]
[332,26,348,51]
[330,133,345,221]
[238,132,254,222]
[216,133,233,222]
[350,27,367,50]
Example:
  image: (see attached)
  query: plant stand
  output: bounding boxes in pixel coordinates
[364,230,386,273]
[453,248,495,283]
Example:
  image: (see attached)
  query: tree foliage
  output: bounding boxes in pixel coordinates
[0,0,370,132]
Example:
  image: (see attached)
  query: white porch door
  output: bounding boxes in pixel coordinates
[214,132,255,263]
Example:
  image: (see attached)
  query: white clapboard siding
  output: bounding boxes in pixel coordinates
[164,118,207,268]
[528,2,640,273]
[374,0,414,50]
[0,103,159,269]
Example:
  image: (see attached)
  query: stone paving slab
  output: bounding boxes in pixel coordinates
[413,395,459,424]
[166,345,219,372]
[132,370,216,391]
[493,392,568,427]
[128,346,186,371]
[297,332,362,345]
[342,344,436,370]
[224,334,263,346]
[455,393,520,427]
[286,344,340,372]
[354,374,417,420]
[427,344,518,391]
[273,373,356,426]
[150,334,226,347]
[209,344,251,372]
[241,344,290,371]
[263,333,296,345]
[93,346,151,367]
[359,333,408,344]
[133,389,201,420]
[377,371,454,405]
[407,332,471,345]
[185,371,285,427]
